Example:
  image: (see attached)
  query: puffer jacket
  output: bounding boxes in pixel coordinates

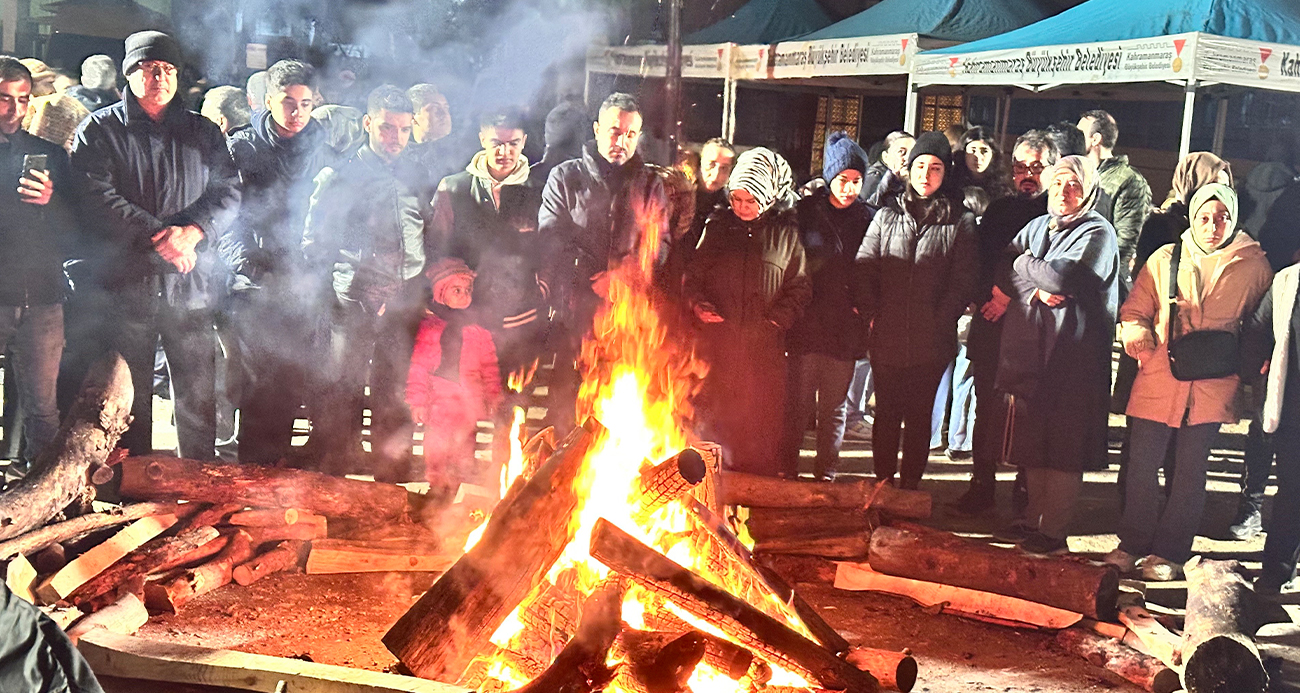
[406,307,503,424]
[69,89,241,310]
[1120,230,1273,427]
[1096,154,1152,283]
[855,194,978,368]
[787,187,873,360]
[223,109,332,290]
[301,145,430,312]
[538,141,669,328]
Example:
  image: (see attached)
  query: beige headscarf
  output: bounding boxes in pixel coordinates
[1168,152,1233,208]
[1041,154,1099,225]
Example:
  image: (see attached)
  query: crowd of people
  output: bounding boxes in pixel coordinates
[1,29,1298,596]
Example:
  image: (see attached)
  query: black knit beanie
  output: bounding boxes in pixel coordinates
[822,131,868,182]
[906,131,952,170]
[122,31,182,76]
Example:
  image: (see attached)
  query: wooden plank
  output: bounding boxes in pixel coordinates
[67,592,149,643]
[78,629,472,693]
[306,539,459,575]
[35,513,178,604]
[0,501,181,561]
[835,562,1083,630]
[6,554,37,603]
[39,604,84,630]
[1118,604,1183,671]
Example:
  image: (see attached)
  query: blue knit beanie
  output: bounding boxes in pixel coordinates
[822,131,868,182]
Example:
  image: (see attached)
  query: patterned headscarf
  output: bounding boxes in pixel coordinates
[727,147,795,216]
[1042,155,1099,225]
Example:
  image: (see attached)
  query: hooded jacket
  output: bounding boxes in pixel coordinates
[301,144,430,312]
[223,109,332,290]
[429,152,544,330]
[1121,230,1273,427]
[69,88,241,310]
[788,187,873,360]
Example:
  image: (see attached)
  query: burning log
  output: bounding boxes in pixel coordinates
[383,418,604,682]
[504,580,625,693]
[687,443,723,515]
[616,629,759,684]
[119,456,410,522]
[756,555,838,586]
[719,473,930,519]
[637,449,707,513]
[746,508,870,542]
[752,532,871,560]
[867,525,1119,621]
[844,647,918,693]
[0,501,181,561]
[144,530,253,613]
[752,563,851,656]
[521,426,557,477]
[232,539,307,586]
[66,525,223,611]
[589,518,880,693]
[0,353,133,541]
[1181,557,1267,693]
[1056,628,1182,693]
[614,630,707,693]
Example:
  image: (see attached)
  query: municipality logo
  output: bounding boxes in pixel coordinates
[1172,38,1186,72]
[1260,48,1272,79]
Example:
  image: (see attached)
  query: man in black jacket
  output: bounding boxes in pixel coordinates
[0,58,74,467]
[538,92,669,430]
[223,59,331,466]
[69,31,240,461]
[302,85,430,476]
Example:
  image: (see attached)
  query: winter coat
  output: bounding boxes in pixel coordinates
[0,583,104,693]
[1133,203,1190,276]
[1260,178,1300,272]
[1095,154,1152,284]
[967,194,1048,367]
[222,109,332,291]
[685,205,811,477]
[301,145,430,313]
[1241,162,1296,239]
[855,195,978,369]
[1120,231,1273,427]
[996,211,1119,472]
[1244,264,1300,433]
[403,137,467,198]
[428,154,544,331]
[69,89,241,310]
[538,141,670,330]
[406,307,503,425]
[0,131,76,306]
[788,188,873,360]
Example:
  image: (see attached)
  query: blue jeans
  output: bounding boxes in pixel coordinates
[0,304,63,462]
[782,352,855,477]
[845,357,874,422]
[930,346,977,451]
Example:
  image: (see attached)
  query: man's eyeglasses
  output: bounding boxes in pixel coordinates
[1013,162,1046,176]
[137,62,177,78]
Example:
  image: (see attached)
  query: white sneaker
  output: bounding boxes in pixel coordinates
[1139,555,1180,582]
[1102,548,1139,573]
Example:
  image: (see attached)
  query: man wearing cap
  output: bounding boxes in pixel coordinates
[69,30,240,461]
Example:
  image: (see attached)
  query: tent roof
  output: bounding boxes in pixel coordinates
[798,0,1061,43]
[930,0,1300,53]
[684,0,834,45]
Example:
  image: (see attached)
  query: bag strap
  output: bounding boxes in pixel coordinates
[1167,238,1182,347]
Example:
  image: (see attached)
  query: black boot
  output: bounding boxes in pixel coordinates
[1228,494,1264,541]
[948,480,995,516]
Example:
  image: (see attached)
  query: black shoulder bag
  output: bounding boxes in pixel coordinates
[1166,239,1240,381]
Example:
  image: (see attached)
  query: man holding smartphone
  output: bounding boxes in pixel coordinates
[0,57,73,470]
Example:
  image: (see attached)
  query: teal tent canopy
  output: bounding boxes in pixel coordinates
[800,0,1062,43]
[684,0,835,45]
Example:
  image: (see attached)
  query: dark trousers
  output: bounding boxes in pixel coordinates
[781,352,855,478]
[1118,418,1219,563]
[872,361,947,489]
[1263,426,1300,582]
[230,290,311,465]
[112,290,216,461]
[969,342,1003,494]
[1241,416,1274,501]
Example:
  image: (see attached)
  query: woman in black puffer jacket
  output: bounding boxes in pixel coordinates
[856,131,978,489]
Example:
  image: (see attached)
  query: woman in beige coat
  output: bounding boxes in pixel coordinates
[1109,183,1273,580]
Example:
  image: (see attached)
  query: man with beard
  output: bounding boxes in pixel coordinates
[949,129,1058,516]
[70,30,240,462]
[403,83,459,187]
[223,59,331,466]
[538,92,669,431]
[1078,110,1152,289]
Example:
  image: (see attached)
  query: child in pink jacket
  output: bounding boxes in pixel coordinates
[407,258,503,494]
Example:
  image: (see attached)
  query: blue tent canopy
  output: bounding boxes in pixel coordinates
[684,0,834,45]
[929,0,1300,53]
[799,0,1062,43]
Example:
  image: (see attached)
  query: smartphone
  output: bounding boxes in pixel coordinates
[21,154,47,180]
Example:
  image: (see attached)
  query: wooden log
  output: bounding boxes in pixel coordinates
[66,592,148,643]
[6,553,37,603]
[637,449,706,513]
[228,508,300,527]
[719,472,930,519]
[1119,604,1183,671]
[76,628,472,693]
[614,630,706,693]
[0,353,133,540]
[144,531,253,613]
[1056,628,1182,693]
[505,580,625,693]
[747,507,870,542]
[119,455,410,522]
[753,531,871,560]
[589,518,879,693]
[305,539,456,575]
[755,554,838,586]
[67,525,222,611]
[1181,557,1267,693]
[242,522,325,546]
[383,418,603,682]
[845,647,918,693]
[867,525,1119,621]
[35,513,179,604]
[751,561,852,655]
[232,539,307,586]
[687,442,723,515]
[34,543,67,573]
[834,562,1084,630]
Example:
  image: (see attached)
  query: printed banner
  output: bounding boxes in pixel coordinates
[766,33,916,79]
[914,33,1197,86]
[585,44,732,80]
[1198,35,1300,93]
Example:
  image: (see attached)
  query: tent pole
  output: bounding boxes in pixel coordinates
[726,78,738,142]
[1211,95,1228,156]
[903,74,919,133]
[1178,80,1196,161]
[665,0,683,160]
[721,44,733,140]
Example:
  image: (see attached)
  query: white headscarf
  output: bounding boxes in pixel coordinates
[727,147,795,216]
[1042,155,1100,226]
